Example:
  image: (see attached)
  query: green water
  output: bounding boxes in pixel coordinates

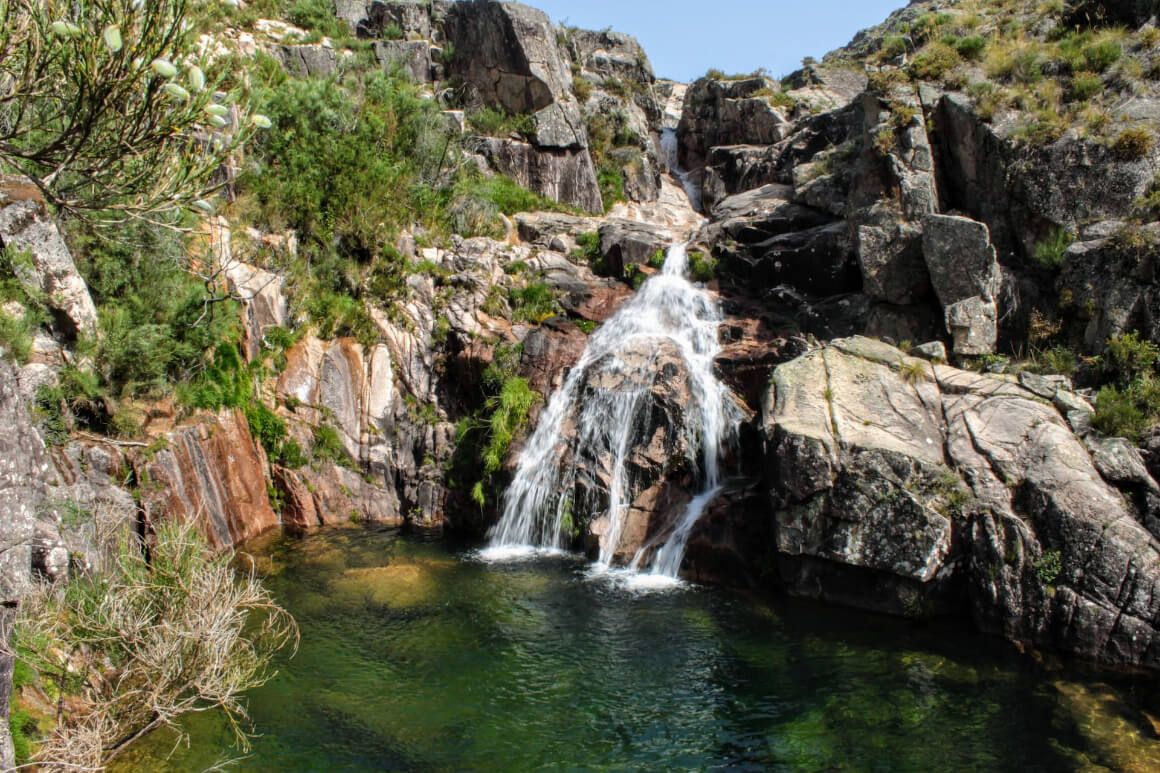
[115,526,1160,772]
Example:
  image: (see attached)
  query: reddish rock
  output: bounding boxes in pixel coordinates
[136,409,278,549]
[274,462,401,530]
[520,318,587,396]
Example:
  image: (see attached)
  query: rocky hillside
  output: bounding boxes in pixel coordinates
[7,9,1160,758]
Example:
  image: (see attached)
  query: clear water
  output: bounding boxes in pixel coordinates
[114,526,1160,772]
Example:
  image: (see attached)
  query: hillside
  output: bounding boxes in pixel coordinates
[6,0,1160,765]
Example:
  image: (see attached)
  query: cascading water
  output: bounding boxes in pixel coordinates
[486,242,739,578]
[661,128,701,212]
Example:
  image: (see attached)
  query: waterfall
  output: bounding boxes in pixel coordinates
[485,242,739,578]
[661,128,701,212]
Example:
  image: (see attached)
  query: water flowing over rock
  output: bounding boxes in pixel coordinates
[488,244,742,576]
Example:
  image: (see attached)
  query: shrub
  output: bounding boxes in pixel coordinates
[288,0,346,39]
[15,520,297,767]
[509,281,559,322]
[1033,549,1062,585]
[312,423,351,466]
[882,35,909,59]
[597,162,626,211]
[1083,39,1123,72]
[468,106,535,138]
[1069,71,1104,101]
[955,35,988,60]
[1105,330,1159,383]
[1092,384,1150,440]
[688,251,718,282]
[910,42,962,81]
[572,75,592,102]
[1032,227,1072,269]
[1111,128,1154,160]
[481,377,540,474]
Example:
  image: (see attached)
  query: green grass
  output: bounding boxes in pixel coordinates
[1032,228,1072,269]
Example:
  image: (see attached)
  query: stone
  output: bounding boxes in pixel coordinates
[276,43,339,78]
[717,221,859,296]
[0,177,99,340]
[913,341,947,362]
[1084,436,1160,492]
[136,409,279,550]
[471,137,603,213]
[374,39,434,82]
[857,218,930,305]
[921,214,1002,355]
[224,261,289,362]
[597,219,672,277]
[761,337,1160,668]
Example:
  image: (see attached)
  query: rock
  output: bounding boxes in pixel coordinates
[761,336,1160,668]
[136,409,278,549]
[1084,436,1160,492]
[565,28,655,86]
[1056,227,1160,353]
[445,1,575,118]
[921,214,1002,355]
[224,261,289,362]
[0,177,99,340]
[701,145,781,208]
[359,0,450,41]
[514,212,600,246]
[913,341,947,362]
[276,462,401,530]
[0,359,53,771]
[374,39,435,82]
[597,218,671,277]
[857,216,930,306]
[678,77,792,183]
[520,317,587,396]
[471,137,603,213]
[16,362,57,406]
[717,220,859,296]
[276,43,339,78]
[704,184,832,246]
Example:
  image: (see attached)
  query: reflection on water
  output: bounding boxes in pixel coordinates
[113,526,1160,772]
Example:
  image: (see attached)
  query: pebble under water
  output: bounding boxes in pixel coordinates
[113,526,1160,772]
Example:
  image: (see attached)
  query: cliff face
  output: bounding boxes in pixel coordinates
[5,0,1160,674]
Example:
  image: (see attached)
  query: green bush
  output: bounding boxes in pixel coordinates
[688,251,718,282]
[1069,71,1103,101]
[955,35,988,60]
[597,162,626,211]
[1111,128,1154,160]
[910,42,962,81]
[1092,384,1149,440]
[1032,228,1072,269]
[1082,39,1123,72]
[481,377,540,474]
[287,0,346,39]
[312,423,351,466]
[1105,331,1159,383]
[244,399,287,456]
[509,282,559,322]
[467,106,535,138]
[1033,549,1062,585]
[278,437,309,468]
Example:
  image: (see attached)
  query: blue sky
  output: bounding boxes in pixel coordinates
[528,0,905,82]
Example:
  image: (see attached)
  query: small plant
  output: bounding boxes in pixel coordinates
[1111,128,1154,160]
[1033,549,1062,585]
[1105,330,1159,383]
[1032,227,1072,269]
[899,358,930,384]
[509,281,560,322]
[572,75,592,102]
[874,126,896,154]
[909,41,962,81]
[312,423,351,467]
[647,248,667,269]
[1069,72,1103,101]
[955,35,987,61]
[687,251,717,283]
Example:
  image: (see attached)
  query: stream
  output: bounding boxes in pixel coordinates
[112,525,1160,772]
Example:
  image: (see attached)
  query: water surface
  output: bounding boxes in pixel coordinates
[114,526,1160,772]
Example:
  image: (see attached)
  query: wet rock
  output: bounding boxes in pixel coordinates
[520,318,587,396]
[718,221,859,296]
[597,219,671,277]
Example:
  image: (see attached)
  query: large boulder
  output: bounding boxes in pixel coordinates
[921,214,1002,355]
[472,137,603,213]
[0,177,98,340]
[597,218,672,277]
[761,337,1160,668]
[716,220,860,296]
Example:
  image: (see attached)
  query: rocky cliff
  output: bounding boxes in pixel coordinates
[5,0,1160,681]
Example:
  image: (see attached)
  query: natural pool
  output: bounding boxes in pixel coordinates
[114,525,1160,772]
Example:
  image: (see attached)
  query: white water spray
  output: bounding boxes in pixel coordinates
[661,128,701,212]
[486,242,739,578]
